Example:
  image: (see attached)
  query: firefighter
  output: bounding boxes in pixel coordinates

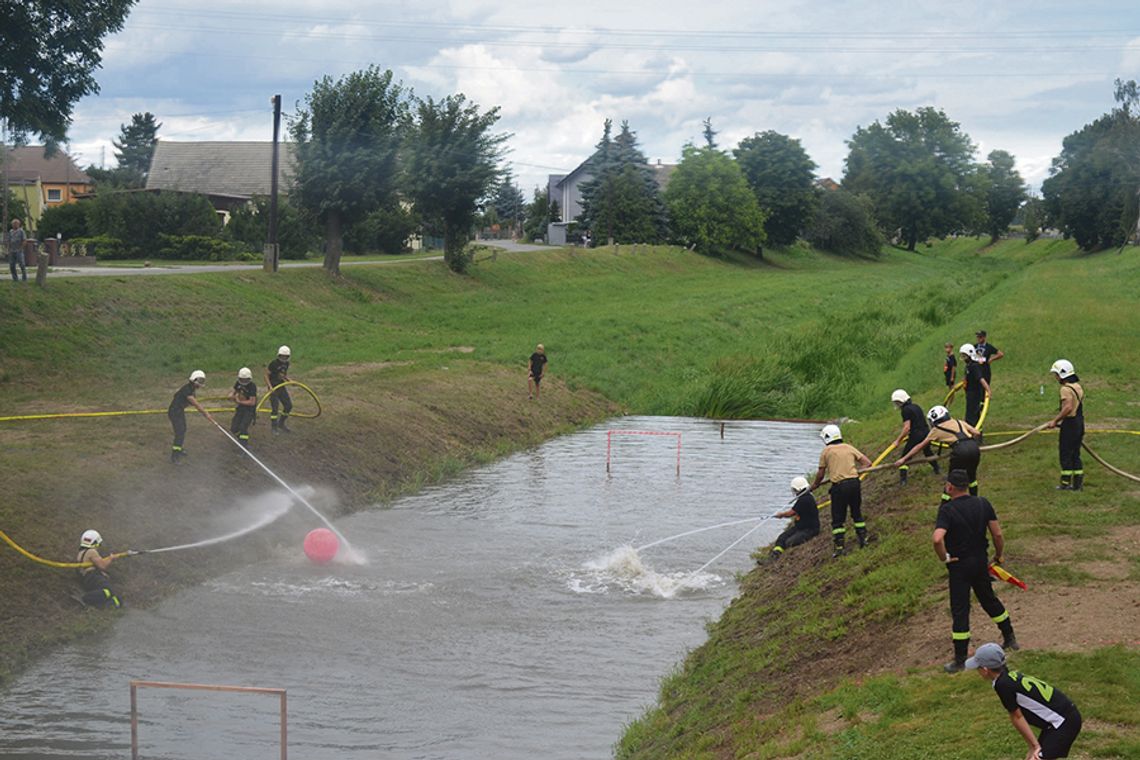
[228,367,258,447]
[890,389,940,485]
[168,370,215,463]
[809,424,873,558]
[896,405,982,498]
[767,476,820,560]
[76,530,121,609]
[933,470,1018,673]
[265,345,293,433]
[1046,360,1085,491]
[960,343,991,427]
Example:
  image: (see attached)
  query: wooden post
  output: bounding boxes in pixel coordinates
[130,682,139,760]
[35,251,48,287]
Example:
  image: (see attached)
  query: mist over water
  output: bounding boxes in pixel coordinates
[0,417,820,759]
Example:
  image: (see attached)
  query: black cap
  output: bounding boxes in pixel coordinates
[946,469,970,488]
[975,330,987,337]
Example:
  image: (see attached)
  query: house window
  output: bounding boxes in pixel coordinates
[46,188,63,202]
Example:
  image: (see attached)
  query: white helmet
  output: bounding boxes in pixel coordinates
[958,343,977,360]
[277,345,291,357]
[820,424,842,444]
[189,370,206,385]
[237,367,253,382]
[927,405,951,425]
[790,476,810,494]
[80,529,103,548]
[890,389,910,404]
[1050,359,1075,379]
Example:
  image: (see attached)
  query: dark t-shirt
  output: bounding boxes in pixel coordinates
[975,342,999,382]
[943,353,957,385]
[964,361,985,396]
[993,670,1077,729]
[791,491,820,534]
[529,352,547,377]
[935,495,997,558]
[168,382,197,413]
[900,401,930,440]
[267,358,290,386]
[233,380,258,404]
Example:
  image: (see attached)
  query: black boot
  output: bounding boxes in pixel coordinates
[999,620,1019,651]
[944,639,969,673]
[931,460,941,475]
[856,527,869,548]
[1056,474,1072,491]
[832,539,846,559]
[1072,474,1084,491]
[899,469,908,486]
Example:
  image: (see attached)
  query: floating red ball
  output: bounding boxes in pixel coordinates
[303,528,339,564]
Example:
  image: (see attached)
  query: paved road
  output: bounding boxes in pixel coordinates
[45,240,553,278]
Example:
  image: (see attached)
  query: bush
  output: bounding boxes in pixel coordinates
[85,190,221,257]
[806,190,885,257]
[71,235,131,259]
[39,201,90,240]
[344,203,417,254]
[156,235,257,261]
[224,196,318,260]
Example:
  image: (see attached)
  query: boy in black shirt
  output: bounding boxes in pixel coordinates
[943,343,957,388]
[528,343,548,400]
[967,643,1082,759]
[767,476,820,560]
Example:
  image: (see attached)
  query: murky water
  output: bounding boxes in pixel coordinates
[0,417,820,759]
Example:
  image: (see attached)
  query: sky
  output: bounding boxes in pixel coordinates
[65,0,1140,196]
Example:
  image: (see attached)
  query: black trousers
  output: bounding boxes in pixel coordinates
[270,386,292,423]
[774,526,818,550]
[900,435,937,472]
[80,570,119,608]
[965,390,983,426]
[947,444,981,496]
[1058,416,1084,476]
[1039,707,1082,759]
[948,555,1009,642]
[168,409,187,450]
[231,405,256,441]
[829,478,864,543]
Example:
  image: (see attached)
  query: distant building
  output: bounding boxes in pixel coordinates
[3,146,93,226]
[146,140,295,216]
[546,157,675,244]
[814,177,840,192]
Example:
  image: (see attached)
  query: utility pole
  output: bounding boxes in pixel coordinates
[265,94,282,273]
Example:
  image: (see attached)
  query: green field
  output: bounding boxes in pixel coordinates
[1,237,1138,757]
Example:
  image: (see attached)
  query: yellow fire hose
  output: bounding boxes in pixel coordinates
[0,529,135,569]
[0,381,322,424]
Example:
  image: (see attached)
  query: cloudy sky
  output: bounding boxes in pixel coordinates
[67,0,1140,195]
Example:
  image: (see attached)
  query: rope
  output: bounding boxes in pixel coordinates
[0,381,322,423]
[1,529,133,569]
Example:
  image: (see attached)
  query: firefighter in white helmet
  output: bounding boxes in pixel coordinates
[766,476,821,561]
[1046,359,1085,491]
[896,405,983,498]
[76,529,121,608]
[809,424,873,557]
[167,370,215,463]
[228,367,258,448]
[890,389,940,485]
[960,343,991,427]
[266,345,293,433]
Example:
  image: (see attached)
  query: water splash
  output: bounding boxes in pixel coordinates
[570,545,722,598]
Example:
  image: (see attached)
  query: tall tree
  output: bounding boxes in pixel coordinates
[492,172,526,237]
[578,120,667,244]
[523,186,558,243]
[112,112,161,186]
[403,94,507,273]
[978,150,1027,244]
[1041,80,1140,251]
[734,130,818,246]
[843,107,977,250]
[665,143,766,257]
[289,67,407,274]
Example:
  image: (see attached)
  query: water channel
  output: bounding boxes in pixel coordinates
[0,416,821,759]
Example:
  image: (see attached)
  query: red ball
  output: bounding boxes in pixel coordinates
[303,528,339,564]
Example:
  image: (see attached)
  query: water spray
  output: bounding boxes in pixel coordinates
[634,516,770,552]
[210,420,358,559]
[141,499,293,555]
[669,519,773,597]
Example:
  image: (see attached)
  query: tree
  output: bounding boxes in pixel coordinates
[403,94,507,273]
[1041,80,1140,251]
[289,67,407,274]
[225,196,319,260]
[39,200,89,240]
[1021,196,1045,243]
[665,143,767,257]
[577,120,668,244]
[734,130,819,246]
[805,190,884,257]
[523,187,557,243]
[976,150,1027,244]
[843,107,977,250]
[491,173,526,237]
[112,112,161,186]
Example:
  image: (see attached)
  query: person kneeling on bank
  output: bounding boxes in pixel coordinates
[76,530,121,609]
[767,476,820,561]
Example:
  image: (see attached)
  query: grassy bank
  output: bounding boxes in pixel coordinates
[1,238,1137,758]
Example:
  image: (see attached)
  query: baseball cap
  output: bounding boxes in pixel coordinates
[965,642,1006,670]
[975,330,987,337]
[946,469,970,488]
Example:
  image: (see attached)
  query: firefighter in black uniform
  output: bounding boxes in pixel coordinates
[967,643,1082,759]
[266,345,292,433]
[1046,359,1085,491]
[767,476,820,560]
[228,367,258,447]
[809,424,873,558]
[897,405,982,498]
[168,370,215,463]
[933,470,1018,673]
[890,389,940,485]
[76,529,121,609]
[960,343,991,427]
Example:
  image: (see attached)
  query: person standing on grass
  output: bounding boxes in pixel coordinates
[809,424,872,558]
[890,389,940,485]
[766,476,820,561]
[966,643,1082,759]
[973,329,1004,385]
[266,345,293,433]
[897,405,982,497]
[1045,359,1085,491]
[76,529,121,609]
[168,370,215,463]
[961,343,991,427]
[528,343,547,400]
[7,218,27,282]
[934,470,1018,673]
[228,367,258,448]
[943,342,958,389]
